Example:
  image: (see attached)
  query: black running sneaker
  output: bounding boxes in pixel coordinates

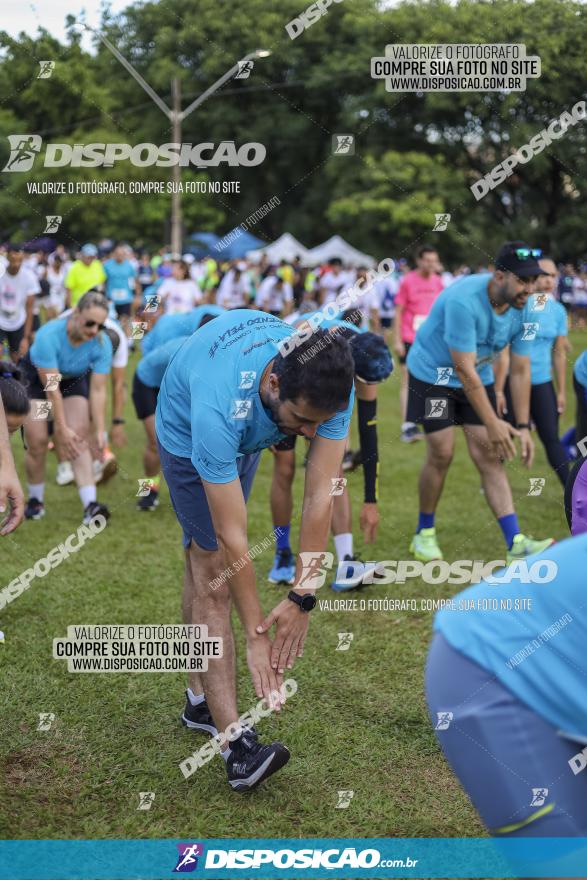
[180,693,218,736]
[25,497,45,520]
[83,501,110,525]
[341,449,355,472]
[137,488,159,512]
[226,729,290,792]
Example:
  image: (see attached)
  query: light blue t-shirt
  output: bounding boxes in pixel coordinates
[156,309,355,483]
[141,305,224,356]
[295,311,364,334]
[407,273,534,387]
[136,337,185,389]
[574,349,587,388]
[30,316,112,376]
[435,533,587,741]
[527,294,567,385]
[103,259,137,306]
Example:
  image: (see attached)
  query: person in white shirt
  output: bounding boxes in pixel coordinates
[318,258,352,306]
[158,261,202,314]
[216,266,250,309]
[375,274,399,344]
[46,256,68,318]
[255,275,293,317]
[0,244,39,362]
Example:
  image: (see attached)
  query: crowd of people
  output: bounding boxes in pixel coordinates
[1,235,587,809]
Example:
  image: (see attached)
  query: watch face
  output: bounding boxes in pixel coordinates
[300,594,316,611]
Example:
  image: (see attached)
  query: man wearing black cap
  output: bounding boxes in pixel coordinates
[405,242,554,563]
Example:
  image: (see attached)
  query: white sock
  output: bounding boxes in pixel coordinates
[334,532,353,562]
[28,483,45,503]
[402,421,415,431]
[187,688,205,706]
[79,485,96,508]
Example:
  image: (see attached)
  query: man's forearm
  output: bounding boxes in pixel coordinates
[553,350,566,394]
[215,540,264,638]
[111,373,126,421]
[90,387,107,436]
[509,365,531,424]
[295,495,333,590]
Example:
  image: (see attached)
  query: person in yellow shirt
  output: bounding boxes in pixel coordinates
[65,244,106,308]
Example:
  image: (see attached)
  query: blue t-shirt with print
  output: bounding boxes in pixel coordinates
[407,273,534,387]
[141,305,224,356]
[526,294,568,385]
[156,309,354,482]
[30,317,112,376]
[103,259,137,306]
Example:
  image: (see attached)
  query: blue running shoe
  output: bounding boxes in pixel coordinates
[268,549,296,585]
[331,555,375,592]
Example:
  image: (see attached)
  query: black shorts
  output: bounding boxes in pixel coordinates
[0,324,25,355]
[114,302,132,318]
[132,372,159,420]
[407,372,497,433]
[399,341,412,365]
[20,353,90,399]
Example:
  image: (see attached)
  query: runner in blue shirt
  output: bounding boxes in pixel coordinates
[495,257,569,486]
[141,304,224,356]
[426,533,587,838]
[405,242,554,564]
[156,309,355,792]
[133,311,222,512]
[22,291,113,525]
[103,245,137,336]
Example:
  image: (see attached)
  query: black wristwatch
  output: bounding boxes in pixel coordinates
[516,422,531,430]
[112,418,126,425]
[287,591,317,612]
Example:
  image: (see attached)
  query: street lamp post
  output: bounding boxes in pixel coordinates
[83,26,271,252]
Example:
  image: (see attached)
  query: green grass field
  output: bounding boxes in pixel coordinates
[1,332,583,842]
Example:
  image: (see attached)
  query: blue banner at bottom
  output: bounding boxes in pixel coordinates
[2,838,587,879]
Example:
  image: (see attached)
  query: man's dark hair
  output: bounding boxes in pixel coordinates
[273,329,354,412]
[0,362,30,417]
[416,245,437,260]
[340,308,363,328]
[198,311,220,328]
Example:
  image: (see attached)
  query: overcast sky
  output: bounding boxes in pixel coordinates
[4,0,131,51]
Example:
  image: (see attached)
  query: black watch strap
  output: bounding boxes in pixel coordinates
[516,422,531,430]
[287,590,316,612]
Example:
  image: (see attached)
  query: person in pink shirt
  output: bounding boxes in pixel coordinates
[394,246,444,442]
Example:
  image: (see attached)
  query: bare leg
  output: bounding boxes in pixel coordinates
[185,540,238,733]
[464,425,514,518]
[270,449,294,528]
[419,427,455,514]
[143,415,160,477]
[63,397,94,488]
[400,364,409,423]
[24,411,49,484]
[331,480,352,535]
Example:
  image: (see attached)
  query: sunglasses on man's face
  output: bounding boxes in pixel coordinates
[84,319,106,330]
[515,248,542,260]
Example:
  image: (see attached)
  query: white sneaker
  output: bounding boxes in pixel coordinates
[56,461,74,486]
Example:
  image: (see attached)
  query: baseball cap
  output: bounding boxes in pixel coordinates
[495,242,546,278]
[81,243,98,257]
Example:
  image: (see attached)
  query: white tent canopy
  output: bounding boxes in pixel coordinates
[303,235,376,268]
[246,233,310,263]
